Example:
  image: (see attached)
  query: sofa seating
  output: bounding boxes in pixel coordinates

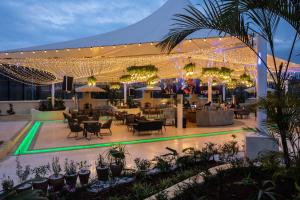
[196,110,234,127]
[133,120,163,135]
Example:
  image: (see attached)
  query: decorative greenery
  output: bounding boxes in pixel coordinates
[16,156,31,183]
[226,78,238,89]
[184,63,196,77]
[219,67,233,81]
[239,73,254,87]
[77,161,91,172]
[146,75,160,86]
[96,154,108,168]
[127,65,158,76]
[31,164,50,178]
[109,83,121,90]
[134,158,151,171]
[87,76,97,86]
[107,145,128,166]
[39,98,65,111]
[119,75,133,83]
[64,159,77,175]
[51,157,62,177]
[202,67,220,78]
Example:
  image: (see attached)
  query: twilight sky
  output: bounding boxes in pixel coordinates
[0,0,299,63]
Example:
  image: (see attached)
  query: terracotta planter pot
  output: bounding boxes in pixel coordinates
[32,178,48,193]
[96,166,109,181]
[64,173,78,187]
[48,174,64,191]
[110,163,123,178]
[78,170,90,186]
[16,183,32,193]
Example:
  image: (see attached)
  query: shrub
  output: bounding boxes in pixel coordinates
[130,183,155,200]
[134,158,151,171]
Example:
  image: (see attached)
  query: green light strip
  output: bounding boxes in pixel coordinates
[16,123,242,155]
[15,121,41,155]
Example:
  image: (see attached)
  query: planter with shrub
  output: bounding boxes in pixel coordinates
[31,164,50,193]
[96,154,109,181]
[64,159,78,187]
[77,161,91,186]
[48,157,64,191]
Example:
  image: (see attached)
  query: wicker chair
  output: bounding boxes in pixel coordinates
[68,121,83,138]
[101,119,113,135]
[84,122,102,140]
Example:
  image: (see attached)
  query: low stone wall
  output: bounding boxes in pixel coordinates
[0,99,107,114]
[31,109,68,121]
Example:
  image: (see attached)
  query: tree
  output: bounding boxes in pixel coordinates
[158,0,300,167]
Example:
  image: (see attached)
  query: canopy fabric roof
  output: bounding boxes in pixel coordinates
[0,0,299,85]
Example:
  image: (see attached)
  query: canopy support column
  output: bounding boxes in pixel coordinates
[246,35,278,160]
[207,78,212,103]
[51,83,55,108]
[124,83,127,105]
[177,94,183,129]
[222,84,226,102]
[256,36,268,135]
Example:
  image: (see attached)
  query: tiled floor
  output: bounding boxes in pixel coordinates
[0,116,256,188]
[0,121,28,142]
[34,119,251,150]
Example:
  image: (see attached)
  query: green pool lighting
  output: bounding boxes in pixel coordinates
[15,122,242,155]
[15,121,41,155]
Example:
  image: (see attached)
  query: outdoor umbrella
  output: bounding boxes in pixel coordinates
[244,87,275,93]
[75,85,106,93]
[136,86,162,91]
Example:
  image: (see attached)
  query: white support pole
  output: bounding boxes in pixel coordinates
[124,83,127,105]
[207,78,212,103]
[222,84,226,102]
[177,94,183,129]
[256,35,268,135]
[51,83,55,108]
[245,35,278,160]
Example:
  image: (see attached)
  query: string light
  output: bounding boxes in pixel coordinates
[0,37,296,84]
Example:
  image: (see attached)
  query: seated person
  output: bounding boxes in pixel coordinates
[204,101,212,107]
[183,100,191,109]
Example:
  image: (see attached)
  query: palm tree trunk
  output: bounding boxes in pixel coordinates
[280,130,291,168]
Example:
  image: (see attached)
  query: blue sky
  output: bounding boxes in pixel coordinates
[0,0,299,63]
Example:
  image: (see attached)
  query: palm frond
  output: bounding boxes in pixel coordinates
[158,0,254,53]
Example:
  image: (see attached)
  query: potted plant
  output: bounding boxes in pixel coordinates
[64,159,78,187]
[77,161,91,186]
[15,156,32,193]
[31,163,50,193]
[107,145,127,178]
[1,175,14,193]
[95,154,109,181]
[48,157,64,191]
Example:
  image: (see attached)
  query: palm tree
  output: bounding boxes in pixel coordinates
[158,0,300,167]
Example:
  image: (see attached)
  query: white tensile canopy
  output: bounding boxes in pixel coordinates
[0,0,299,85]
